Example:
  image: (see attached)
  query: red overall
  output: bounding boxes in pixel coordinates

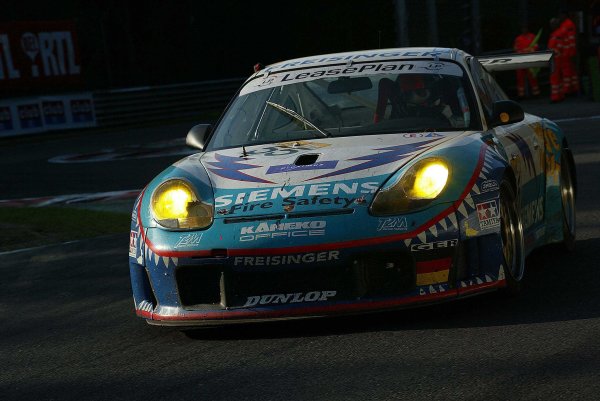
[513,32,540,97]
[559,17,579,94]
[548,28,565,102]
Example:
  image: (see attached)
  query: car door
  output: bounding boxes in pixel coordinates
[468,58,545,240]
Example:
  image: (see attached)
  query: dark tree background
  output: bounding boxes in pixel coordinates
[1,0,592,95]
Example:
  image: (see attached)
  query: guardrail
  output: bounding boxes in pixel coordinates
[0,78,246,138]
[93,78,245,127]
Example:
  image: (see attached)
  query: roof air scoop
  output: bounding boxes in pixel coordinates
[295,154,320,166]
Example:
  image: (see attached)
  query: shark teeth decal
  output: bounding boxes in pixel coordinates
[429,224,438,238]
[464,195,475,209]
[138,300,153,312]
[142,246,179,269]
[419,284,449,295]
[448,213,458,229]
[498,264,505,280]
[439,218,448,231]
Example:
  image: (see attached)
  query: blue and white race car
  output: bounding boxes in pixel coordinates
[128,47,575,326]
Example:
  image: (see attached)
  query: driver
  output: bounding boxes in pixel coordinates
[399,75,453,121]
[374,74,455,125]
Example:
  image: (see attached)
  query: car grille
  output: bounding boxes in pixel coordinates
[175,251,416,309]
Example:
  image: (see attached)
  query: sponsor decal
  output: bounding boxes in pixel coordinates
[245,141,329,157]
[354,195,367,205]
[402,132,443,138]
[411,239,458,251]
[240,220,326,242]
[129,230,138,258]
[377,217,407,231]
[422,62,445,71]
[476,200,500,229]
[479,58,512,65]
[174,233,202,249]
[266,160,338,174]
[481,179,499,193]
[243,290,337,307]
[245,59,462,95]
[215,181,379,214]
[265,50,452,72]
[521,196,544,229]
[279,62,414,82]
[276,141,330,150]
[233,251,340,266]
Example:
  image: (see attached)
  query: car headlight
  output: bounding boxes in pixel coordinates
[370,158,449,215]
[150,179,213,229]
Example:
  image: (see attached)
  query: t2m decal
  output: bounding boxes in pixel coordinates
[377,217,408,231]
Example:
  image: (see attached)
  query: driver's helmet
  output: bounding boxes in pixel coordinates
[398,75,431,105]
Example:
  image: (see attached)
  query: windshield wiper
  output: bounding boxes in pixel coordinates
[266,101,331,138]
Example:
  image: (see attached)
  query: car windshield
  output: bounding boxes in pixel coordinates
[207,60,480,151]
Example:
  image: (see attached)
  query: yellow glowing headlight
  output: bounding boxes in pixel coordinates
[370,158,449,215]
[150,179,213,229]
[407,161,449,199]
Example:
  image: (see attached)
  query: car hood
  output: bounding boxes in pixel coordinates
[198,132,461,217]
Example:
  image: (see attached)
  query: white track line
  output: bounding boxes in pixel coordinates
[553,115,600,123]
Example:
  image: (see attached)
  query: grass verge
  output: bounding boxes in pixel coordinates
[0,207,130,252]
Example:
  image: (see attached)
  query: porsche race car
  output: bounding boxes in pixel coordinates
[128,47,576,326]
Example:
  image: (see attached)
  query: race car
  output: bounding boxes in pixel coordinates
[128,47,576,326]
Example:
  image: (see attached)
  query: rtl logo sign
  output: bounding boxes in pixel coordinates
[0,21,81,84]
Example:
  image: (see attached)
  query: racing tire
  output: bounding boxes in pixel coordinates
[499,179,525,294]
[560,149,576,252]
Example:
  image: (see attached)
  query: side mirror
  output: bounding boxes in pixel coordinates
[489,100,524,128]
[185,124,212,151]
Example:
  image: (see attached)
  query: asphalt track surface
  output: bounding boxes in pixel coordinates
[2,98,600,400]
